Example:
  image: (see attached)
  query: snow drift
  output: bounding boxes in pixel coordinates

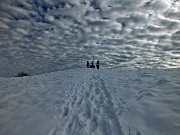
[0,68,180,135]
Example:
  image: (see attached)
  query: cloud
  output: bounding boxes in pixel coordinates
[0,0,180,76]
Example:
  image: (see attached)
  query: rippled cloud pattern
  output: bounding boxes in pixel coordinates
[0,0,180,76]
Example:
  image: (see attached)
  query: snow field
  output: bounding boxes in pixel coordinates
[0,68,180,135]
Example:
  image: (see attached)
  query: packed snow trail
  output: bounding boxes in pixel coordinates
[0,68,180,135]
[60,71,123,135]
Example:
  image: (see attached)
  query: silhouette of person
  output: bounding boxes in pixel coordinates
[90,61,95,68]
[96,61,99,69]
[86,61,90,68]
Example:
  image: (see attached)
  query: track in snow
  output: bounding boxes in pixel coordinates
[56,71,124,135]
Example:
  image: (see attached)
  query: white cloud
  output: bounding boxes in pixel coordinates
[44,14,54,22]
[0,0,180,76]
[0,21,9,28]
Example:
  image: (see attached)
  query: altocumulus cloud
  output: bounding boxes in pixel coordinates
[0,0,180,77]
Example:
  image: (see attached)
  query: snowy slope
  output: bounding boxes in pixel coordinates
[0,68,180,135]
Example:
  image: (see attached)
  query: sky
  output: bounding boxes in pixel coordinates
[0,0,180,77]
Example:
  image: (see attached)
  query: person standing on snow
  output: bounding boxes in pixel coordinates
[90,61,95,68]
[86,61,90,68]
[96,61,99,69]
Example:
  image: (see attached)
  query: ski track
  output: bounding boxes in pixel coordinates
[57,71,124,135]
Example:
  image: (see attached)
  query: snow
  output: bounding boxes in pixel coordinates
[0,68,180,135]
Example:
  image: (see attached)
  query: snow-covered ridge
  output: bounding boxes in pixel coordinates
[0,68,180,135]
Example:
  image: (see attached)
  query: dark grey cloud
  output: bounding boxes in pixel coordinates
[0,0,180,77]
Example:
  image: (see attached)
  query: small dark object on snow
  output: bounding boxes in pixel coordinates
[16,72,30,77]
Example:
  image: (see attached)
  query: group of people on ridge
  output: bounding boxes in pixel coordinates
[86,61,99,69]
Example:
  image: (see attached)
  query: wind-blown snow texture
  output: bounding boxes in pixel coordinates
[0,69,180,135]
[0,0,180,77]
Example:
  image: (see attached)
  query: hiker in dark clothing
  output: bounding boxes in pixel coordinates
[86,61,90,68]
[90,61,95,68]
[96,61,99,69]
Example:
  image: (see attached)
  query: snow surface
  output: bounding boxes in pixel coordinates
[0,68,180,135]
